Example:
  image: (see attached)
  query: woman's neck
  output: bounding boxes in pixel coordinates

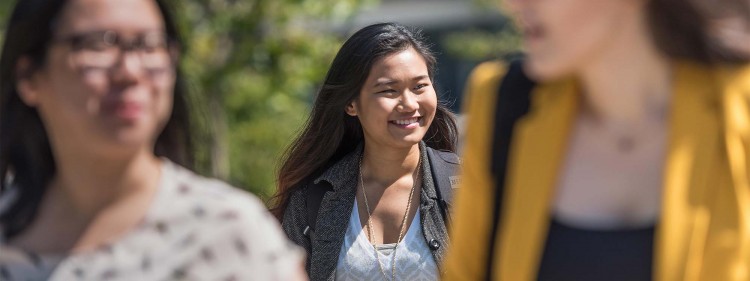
[578,9,672,127]
[361,142,420,185]
[49,147,162,217]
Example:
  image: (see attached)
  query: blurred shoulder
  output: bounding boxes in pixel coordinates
[157,160,272,224]
[145,160,303,280]
[466,60,509,92]
[718,62,750,91]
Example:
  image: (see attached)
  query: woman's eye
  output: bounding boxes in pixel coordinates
[378,89,397,94]
[77,38,111,51]
[415,83,429,90]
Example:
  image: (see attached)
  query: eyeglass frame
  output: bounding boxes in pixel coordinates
[49,30,179,71]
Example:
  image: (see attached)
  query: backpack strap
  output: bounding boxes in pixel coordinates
[484,60,535,281]
[303,180,332,239]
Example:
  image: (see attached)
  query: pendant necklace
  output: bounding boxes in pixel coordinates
[359,155,419,281]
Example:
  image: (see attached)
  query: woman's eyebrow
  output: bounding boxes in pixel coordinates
[373,79,398,88]
[373,75,428,88]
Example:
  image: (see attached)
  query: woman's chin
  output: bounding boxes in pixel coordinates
[93,126,157,152]
[524,56,575,82]
[388,135,424,149]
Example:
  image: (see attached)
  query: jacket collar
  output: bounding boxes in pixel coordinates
[314,142,436,195]
[313,143,362,191]
[496,75,579,281]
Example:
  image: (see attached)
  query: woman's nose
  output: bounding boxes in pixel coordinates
[397,91,419,112]
[110,52,146,86]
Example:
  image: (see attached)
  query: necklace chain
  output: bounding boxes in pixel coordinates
[359,153,419,281]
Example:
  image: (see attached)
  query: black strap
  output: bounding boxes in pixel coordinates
[484,61,535,280]
[304,180,331,239]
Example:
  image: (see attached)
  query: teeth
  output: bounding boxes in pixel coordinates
[394,118,419,125]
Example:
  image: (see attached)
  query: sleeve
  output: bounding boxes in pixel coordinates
[281,186,313,272]
[442,61,507,281]
[717,64,750,276]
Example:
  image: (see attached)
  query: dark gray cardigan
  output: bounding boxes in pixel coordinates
[281,143,459,281]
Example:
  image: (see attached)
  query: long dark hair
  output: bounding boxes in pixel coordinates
[0,0,194,239]
[271,23,458,220]
[648,0,750,63]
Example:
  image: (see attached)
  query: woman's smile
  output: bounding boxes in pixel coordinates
[389,117,422,129]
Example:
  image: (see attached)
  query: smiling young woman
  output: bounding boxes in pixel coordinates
[272,23,460,281]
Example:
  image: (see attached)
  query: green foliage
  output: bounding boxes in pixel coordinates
[442,27,521,61]
[0,1,11,42]
[474,0,500,9]
[442,0,521,61]
[169,0,374,200]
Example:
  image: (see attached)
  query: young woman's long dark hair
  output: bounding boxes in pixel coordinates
[271,23,458,220]
[649,0,750,63]
[0,0,194,239]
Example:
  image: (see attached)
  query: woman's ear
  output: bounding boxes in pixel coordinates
[15,57,40,107]
[345,101,358,116]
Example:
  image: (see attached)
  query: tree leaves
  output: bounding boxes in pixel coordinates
[171,0,369,199]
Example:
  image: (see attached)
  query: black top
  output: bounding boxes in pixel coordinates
[536,218,655,281]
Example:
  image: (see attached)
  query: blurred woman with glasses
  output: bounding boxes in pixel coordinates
[0,0,305,280]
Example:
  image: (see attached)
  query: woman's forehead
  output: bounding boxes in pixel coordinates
[368,50,428,78]
[55,0,165,34]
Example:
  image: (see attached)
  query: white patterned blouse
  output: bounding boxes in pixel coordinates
[0,160,304,281]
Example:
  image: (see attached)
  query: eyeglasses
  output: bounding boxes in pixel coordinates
[53,30,176,70]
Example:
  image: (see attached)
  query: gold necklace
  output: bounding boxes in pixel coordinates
[359,154,419,281]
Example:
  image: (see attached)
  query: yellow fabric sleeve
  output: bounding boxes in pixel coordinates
[715,64,750,281]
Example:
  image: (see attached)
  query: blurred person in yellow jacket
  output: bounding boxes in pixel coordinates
[443,0,750,280]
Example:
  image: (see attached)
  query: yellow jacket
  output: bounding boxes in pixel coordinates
[443,60,750,281]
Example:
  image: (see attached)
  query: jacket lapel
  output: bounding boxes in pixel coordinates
[309,149,361,281]
[310,184,357,281]
[496,78,578,280]
[420,144,453,267]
